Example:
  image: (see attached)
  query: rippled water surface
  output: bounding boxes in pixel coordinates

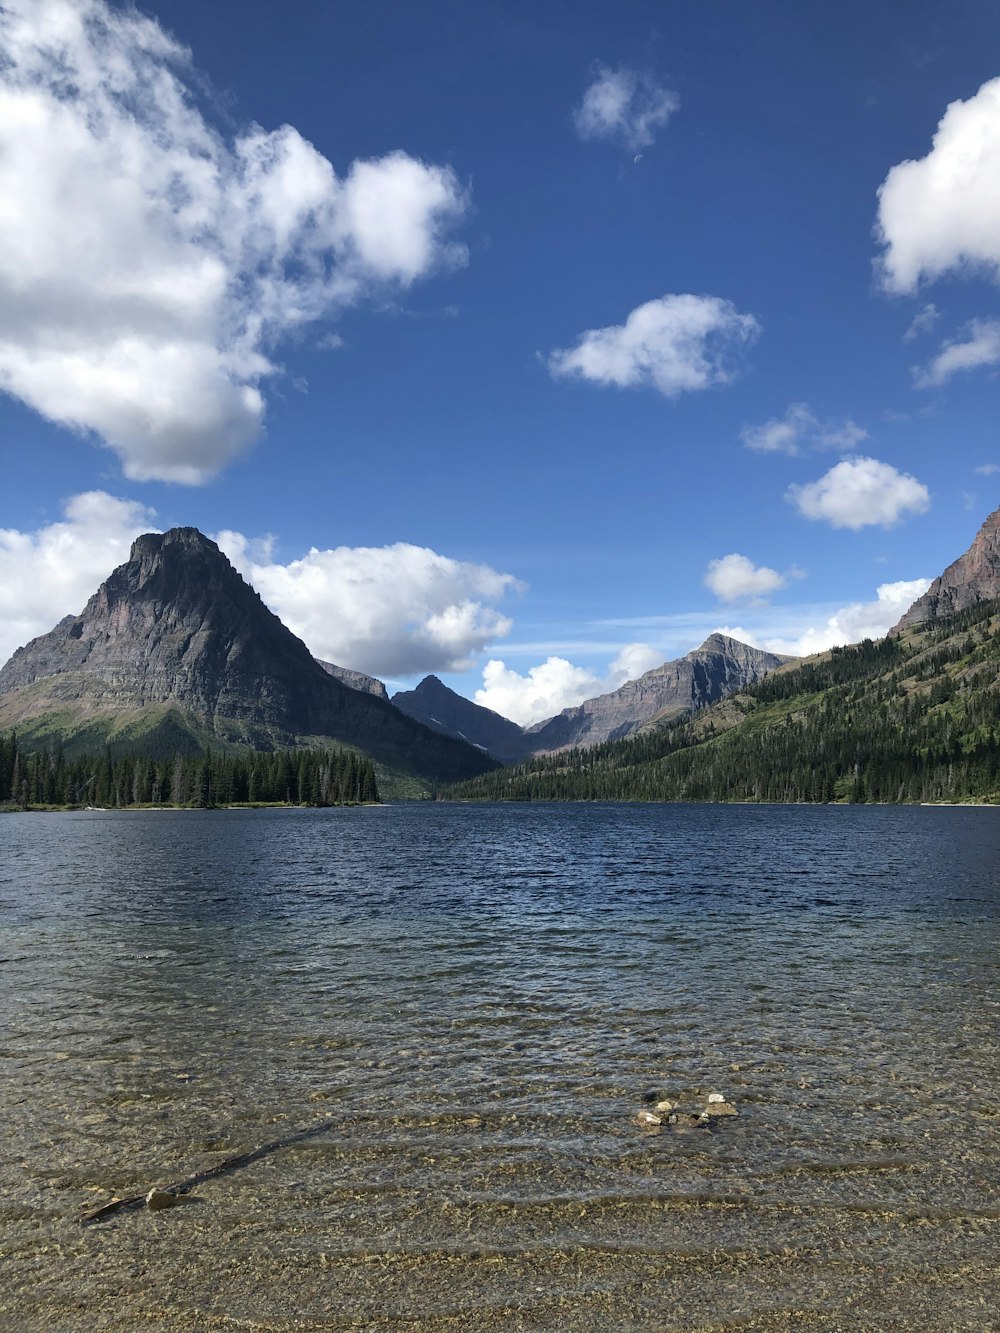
[3,802,1000,1330]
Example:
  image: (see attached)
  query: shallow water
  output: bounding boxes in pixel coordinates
[2,802,1000,1330]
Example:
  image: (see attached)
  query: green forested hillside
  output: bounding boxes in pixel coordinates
[0,738,379,809]
[446,600,1000,804]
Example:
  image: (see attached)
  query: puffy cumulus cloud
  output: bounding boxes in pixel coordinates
[214,533,521,678]
[606,641,663,686]
[786,456,930,530]
[704,554,789,603]
[0,0,468,484]
[550,294,759,398]
[727,580,932,658]
[474,641,666,727]
[574,65,679,152]
[0,491,157,665]
[741,403,867,456]
[914,319,1000,388]
[877,77,1000,292]
[474,657,602,728]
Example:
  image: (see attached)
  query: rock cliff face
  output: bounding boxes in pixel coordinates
[893,505,1000,631]
[524,634,793,752]
[317,660,389,700]
[0,528,495,788]
[392,675,528,761]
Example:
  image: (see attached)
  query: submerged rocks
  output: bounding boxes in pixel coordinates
[633,1110,663,1129]
[145,1188,179,1211]
[632,1088,738,1132]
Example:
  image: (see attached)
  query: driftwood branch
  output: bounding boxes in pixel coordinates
[80,1114,336,1224]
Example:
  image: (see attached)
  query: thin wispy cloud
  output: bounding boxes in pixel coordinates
[914,319,1000,388]
[741,402,867,455]
[903,303,939,342]
[0,0,469,484]
[574,65,679,152]
[728,579,932,657]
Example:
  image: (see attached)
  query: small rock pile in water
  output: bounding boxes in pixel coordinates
[632,1089,738,1131]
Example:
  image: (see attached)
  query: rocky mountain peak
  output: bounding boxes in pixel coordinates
[391,673,527,761]
[0,526,497,790]
[893,504,1000,631]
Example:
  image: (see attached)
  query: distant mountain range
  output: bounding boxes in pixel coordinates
[448,504,1000,805]
[392,634,792,759]
[0,528,495,797]
[9,502,991,804]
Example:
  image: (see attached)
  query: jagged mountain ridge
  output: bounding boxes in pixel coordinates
[317,660,389,700]
[0,527,496,792]
[392,634,793,759]
[391,675,529,761]
[447,600,1000,805]
[523,633,794,752]
[893,503,1000,631]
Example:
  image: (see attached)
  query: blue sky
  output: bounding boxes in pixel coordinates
[0,0,998,724]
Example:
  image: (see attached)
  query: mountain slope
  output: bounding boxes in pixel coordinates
[0,528,496,794]
[317,660,389,700]
[524,633,793,751]
[391,675,529,761]
[894,503,1000,630]
[446,600,1000,804]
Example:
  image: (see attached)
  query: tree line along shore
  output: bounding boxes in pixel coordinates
[0,737,380,810]
[446,600,1000,805]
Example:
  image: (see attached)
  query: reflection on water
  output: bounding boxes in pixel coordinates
[3,803,1000,1330]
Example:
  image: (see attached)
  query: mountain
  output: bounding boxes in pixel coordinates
[392,675,529,761]
[0,527,496,795]
[524,634,794,752]
[448,597,1000,805]
[317,660,389,700]
[893,503,1000,630]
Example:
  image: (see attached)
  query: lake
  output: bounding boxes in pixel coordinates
[3,802,1000,1330]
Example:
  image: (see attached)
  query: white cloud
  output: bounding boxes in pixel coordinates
[975,463,1000,476]
[903,303,939,342]
[727,579,932,657]
[704,554,788,602]
[473,640,667,727]
[877,76,1000,292]
[549,294,759,398]
[0,491,157,666]
[786,456,930,530]
[475,657,602,727]
[574,65,678,152]
[741,402,867,455]
[914,319,1000,388]
[216,532,522,677]
[0,0,468,484]
[607,642,663,686]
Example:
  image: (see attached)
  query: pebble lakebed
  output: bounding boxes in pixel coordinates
[3,801,1000,1329]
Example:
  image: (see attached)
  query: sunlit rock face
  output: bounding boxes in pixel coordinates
[0,527,494,785]
[524,634,794,753]
[893,506,1000,631]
